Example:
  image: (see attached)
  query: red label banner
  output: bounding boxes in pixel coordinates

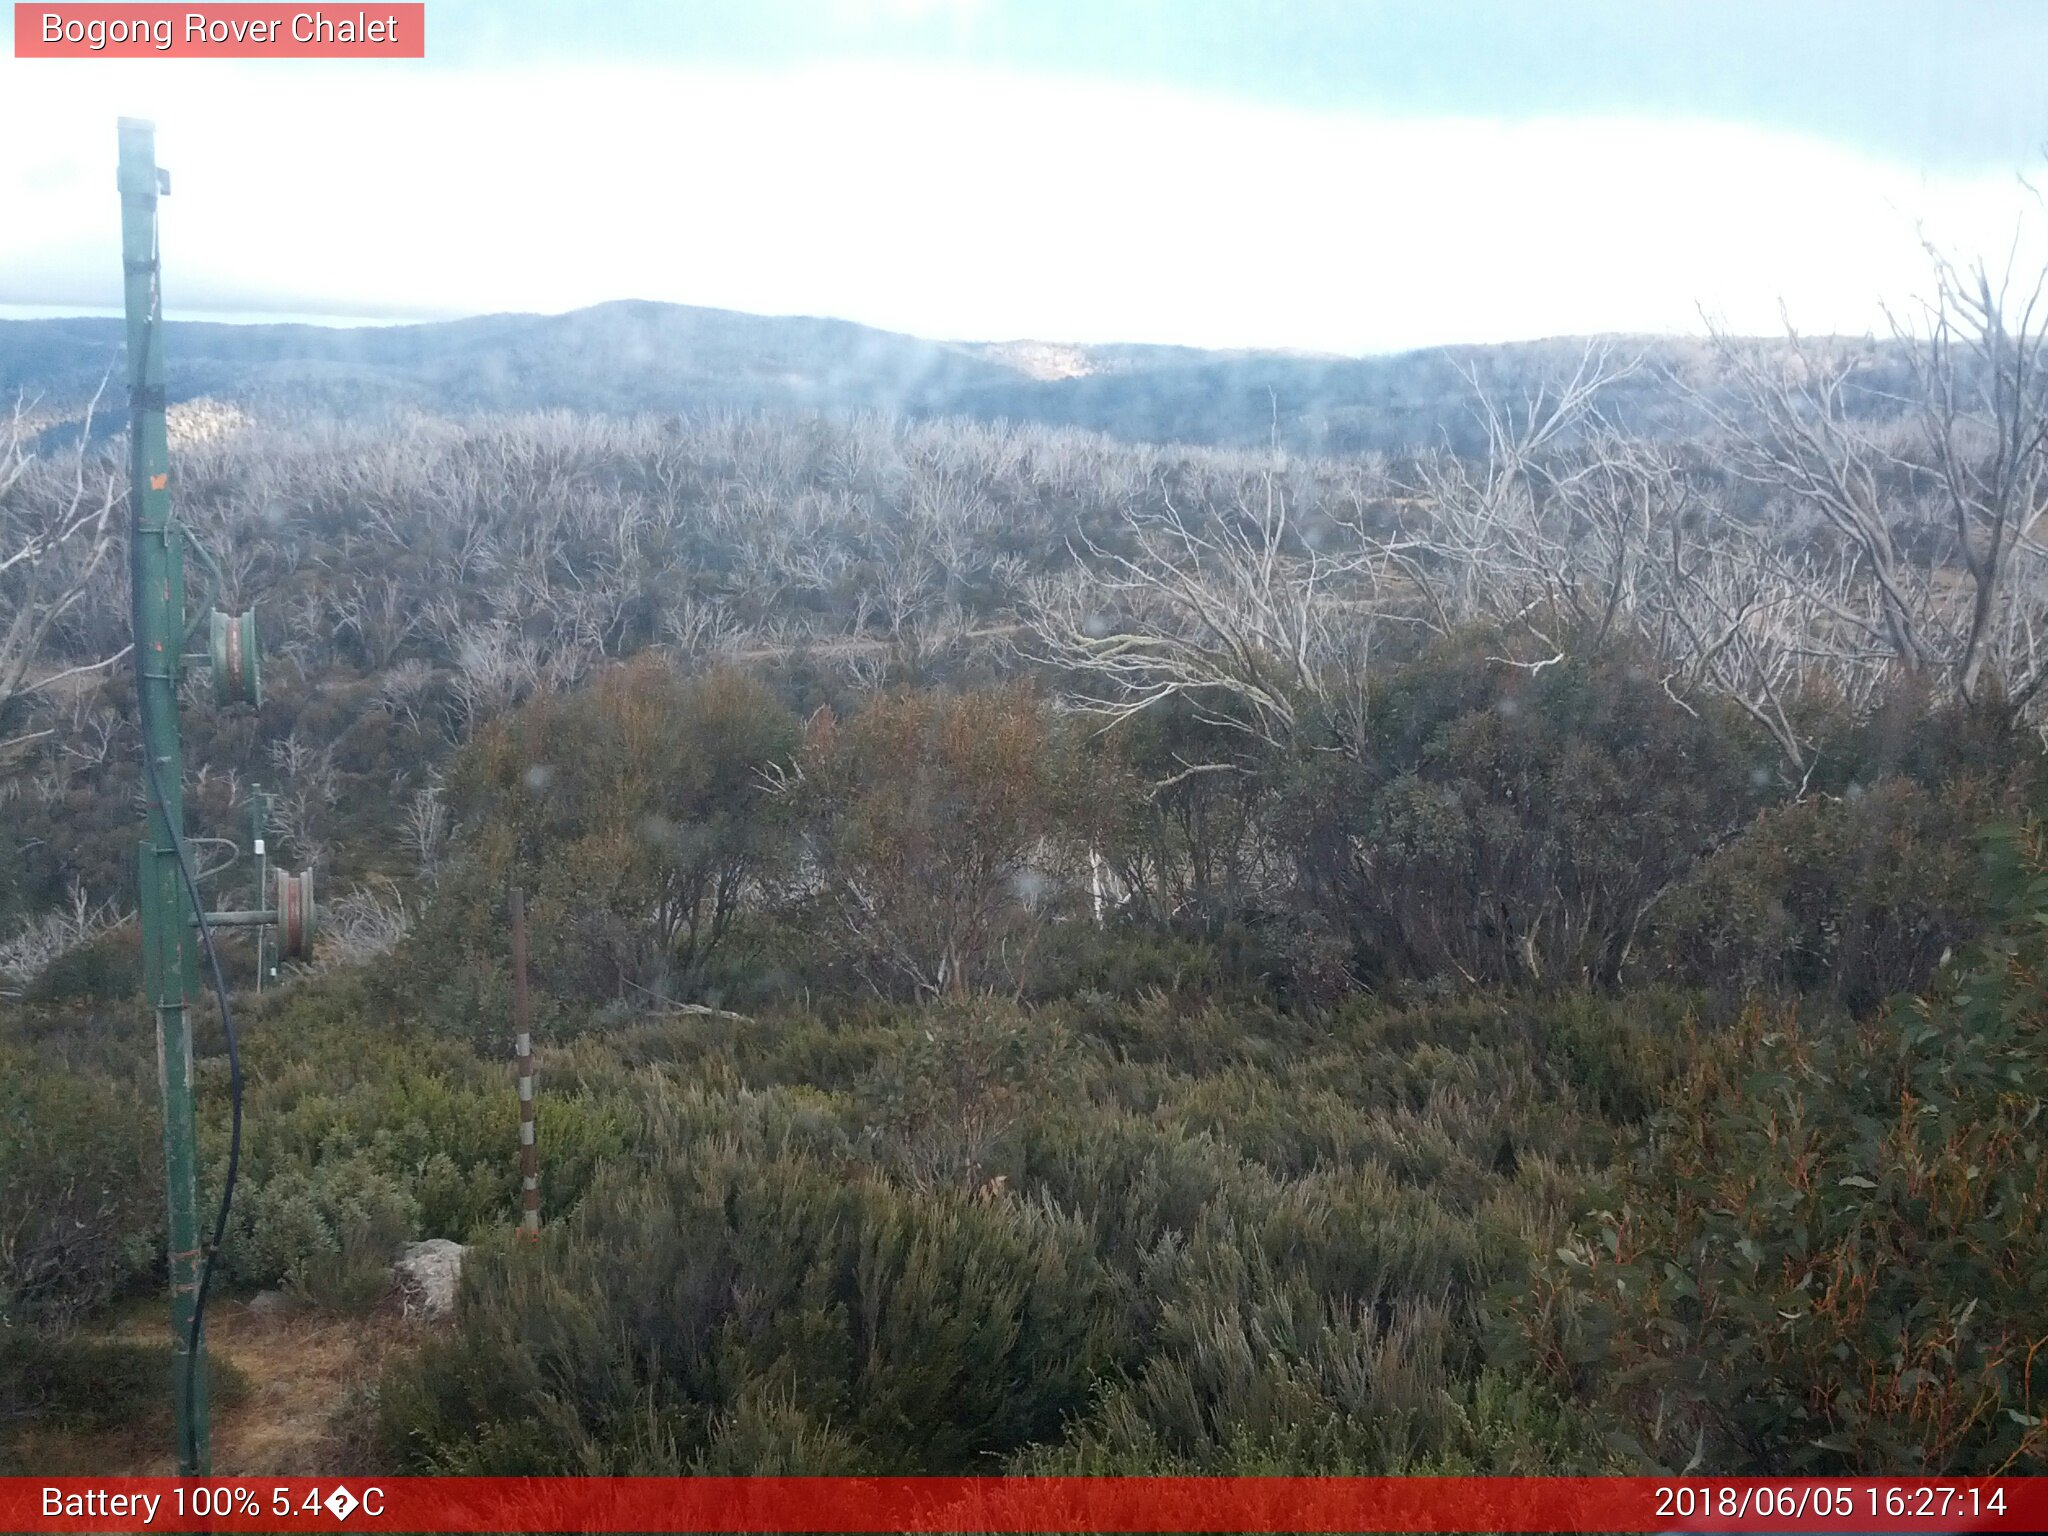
[13,4,424,58]
[3,1476,2044,1533]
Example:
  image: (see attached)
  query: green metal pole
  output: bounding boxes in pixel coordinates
[119,116,210,1476]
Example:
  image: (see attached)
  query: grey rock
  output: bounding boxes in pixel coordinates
[245,1288,291,1319]
[391,1238,466,1319]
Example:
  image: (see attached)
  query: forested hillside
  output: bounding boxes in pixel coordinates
[0,301,1914,456]
[5,307,2047,1477]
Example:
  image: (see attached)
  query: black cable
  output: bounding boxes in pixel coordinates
[136,744,242,1473]
[132,230,243,1474]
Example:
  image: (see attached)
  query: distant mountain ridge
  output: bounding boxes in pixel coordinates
[0,298,1884,455]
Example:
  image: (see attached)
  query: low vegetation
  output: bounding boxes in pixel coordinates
[8,283,2048,1472]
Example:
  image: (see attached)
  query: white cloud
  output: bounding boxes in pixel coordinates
[0,56,2040,350]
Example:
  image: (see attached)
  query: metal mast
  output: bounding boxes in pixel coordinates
[118,115,211,1475]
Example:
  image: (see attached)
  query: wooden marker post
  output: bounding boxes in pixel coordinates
[510,887,539,1239]
[250,785,271,993]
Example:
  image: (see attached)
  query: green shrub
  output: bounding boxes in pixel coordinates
[1814,683,2039,800]
[1653,774,2011,1012]
[1539,988,1704,1125]
[23,924,142,1005]
[786,684,1104,999]
[381,1134,1122,1473]
[0,1046,161,1328]
[0,1331,248,1448]
[372,980,1643,1477]
[1279,631,1776,988]
[1020,920,1231,1004]
[1091,696,1282,934]
[202,995,633,1306]
[222,1156,419,1304]
[416,660,799,1015]
[6,904,1715,1476]
[1499,820,2048,1473]
[859,999,1085,1190]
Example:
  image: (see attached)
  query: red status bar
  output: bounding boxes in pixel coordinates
[7,1476,2045,1533]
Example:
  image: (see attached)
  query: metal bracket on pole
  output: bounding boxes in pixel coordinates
[196,868,316,960]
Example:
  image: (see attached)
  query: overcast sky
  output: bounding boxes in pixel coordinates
[3,0,2046,351]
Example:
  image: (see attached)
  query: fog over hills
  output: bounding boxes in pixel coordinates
[0,297,1896,455]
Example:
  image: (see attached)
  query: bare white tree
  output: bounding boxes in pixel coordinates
[374,657,439,733]
[1674,229,2048,755]
[332,573,424,669]
[1024,464,1391,759]
[267,730,338,871]
[1894,239,2048,709]
[1391,343,1637,655]
[1697,326,1943,685]
[398,780,449,879]
[447,618,545,733]
[0,880,127,999]
[658,592,746,665]
[0,393,126,761]
[317,877,412,967]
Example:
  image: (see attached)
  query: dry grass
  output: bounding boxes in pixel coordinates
[4,1296,430,1477]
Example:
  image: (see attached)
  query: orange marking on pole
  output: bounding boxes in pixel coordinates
[151,473,167,490]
